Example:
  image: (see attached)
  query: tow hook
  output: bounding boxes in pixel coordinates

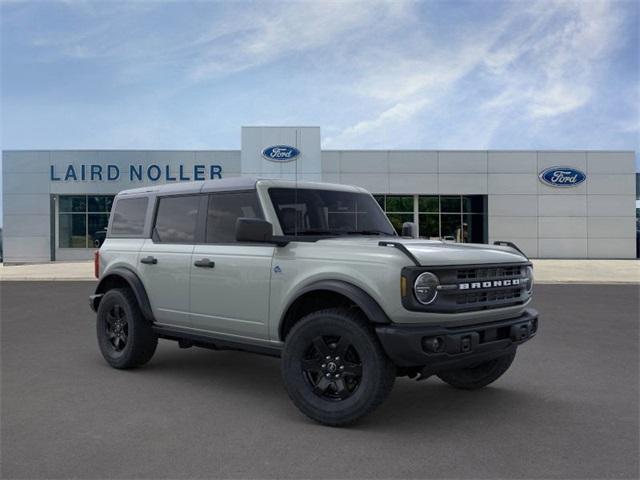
[414,368,435,381]
[510,321,533,341]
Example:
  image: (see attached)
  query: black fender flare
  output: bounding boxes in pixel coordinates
[280,279,391,338]
[94,267,155,322]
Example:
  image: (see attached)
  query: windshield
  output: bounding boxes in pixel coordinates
[268,188,396,237]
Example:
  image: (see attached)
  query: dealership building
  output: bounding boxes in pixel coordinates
[1,126,637,263]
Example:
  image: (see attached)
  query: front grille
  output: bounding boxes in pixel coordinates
[456,287,523,306]
[402,262,532,313]
[448,264,528,311]
[457,265,524,281]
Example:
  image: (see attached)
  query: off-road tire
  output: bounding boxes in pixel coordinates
[281,308,396,427]
[437,350,516,390]
[96,288,158,369]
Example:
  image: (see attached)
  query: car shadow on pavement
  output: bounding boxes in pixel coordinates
[126,342,541,430]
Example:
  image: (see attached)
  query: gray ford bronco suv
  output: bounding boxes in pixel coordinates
[90,177,538,426]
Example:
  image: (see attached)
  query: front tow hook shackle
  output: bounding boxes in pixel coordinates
[510,322,532,341]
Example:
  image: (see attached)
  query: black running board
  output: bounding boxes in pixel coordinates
[153,325,282,358]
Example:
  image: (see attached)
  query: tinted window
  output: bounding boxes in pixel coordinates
[462,195,486,214]
[268,188,395,237]
[88,195,114,213]
[385,196,413,213]
[59,213,87,247]
[206,192,262,243]
[418,196,439,213]
[58,195,115,247]
[59,195,87,213]
[110,197,148,236]
[441,196,461,213]
[154,195,200,244]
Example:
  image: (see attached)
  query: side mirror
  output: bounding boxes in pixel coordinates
[401,222,416,238]
[236,218,274,243]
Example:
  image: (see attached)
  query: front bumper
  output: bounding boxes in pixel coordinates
[376,308,538,370]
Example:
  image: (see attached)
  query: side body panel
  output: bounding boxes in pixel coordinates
[99,238,146,279]
[137,238,194,327]
[190,244,274,340]
[268,240,532,340]
[268,242,404,341]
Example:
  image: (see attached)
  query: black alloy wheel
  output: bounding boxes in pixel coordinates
[281,307,396,426]
[96,288,157,369]
[104,304,129,352]
[301,335,363,401]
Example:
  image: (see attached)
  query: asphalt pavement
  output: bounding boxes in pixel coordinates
[1,282,638,479]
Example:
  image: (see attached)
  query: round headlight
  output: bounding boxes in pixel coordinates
[525,266,534,293]
[414,272,439,305]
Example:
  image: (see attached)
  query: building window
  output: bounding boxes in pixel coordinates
[58,195,114,248]
[374,194,487,243]
[375,195,414,235]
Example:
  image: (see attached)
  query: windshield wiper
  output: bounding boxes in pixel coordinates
[291,229,343,236]
[289,229,392,237]
[345,230,394,236]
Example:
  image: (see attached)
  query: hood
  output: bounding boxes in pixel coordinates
[396,239,527,266]
[315,237,528,266]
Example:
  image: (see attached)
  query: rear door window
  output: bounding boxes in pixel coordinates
[109,197,148,236]
[153,195,201,244]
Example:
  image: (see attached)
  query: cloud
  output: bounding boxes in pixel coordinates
[2,0,636,155]
[325,0,629,147]
[189,1,411,80]
[482,0,624,119]
[327,98,430,146]
[18,0,411,81]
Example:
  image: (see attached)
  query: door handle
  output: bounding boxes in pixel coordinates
[194,258,215,268]
[140,256,158,265]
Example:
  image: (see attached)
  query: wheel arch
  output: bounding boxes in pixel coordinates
[93,267,154,323]
[279,280,391,341]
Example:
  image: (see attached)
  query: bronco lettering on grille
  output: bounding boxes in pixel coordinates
[459,279,521,290]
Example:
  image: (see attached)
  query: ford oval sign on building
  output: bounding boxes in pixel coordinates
[538,166,587,188]
[261,145,300,162]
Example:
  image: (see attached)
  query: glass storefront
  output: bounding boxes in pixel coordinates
[57,193,486,248]
[59,195,114,248]
[380,195,414,236]
[374,194,487,243]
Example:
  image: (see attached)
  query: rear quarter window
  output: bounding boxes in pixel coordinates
[109,197,148,237]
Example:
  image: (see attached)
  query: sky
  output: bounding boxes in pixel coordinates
[1,0,639,224]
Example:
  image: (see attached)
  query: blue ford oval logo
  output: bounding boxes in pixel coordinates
[538,166,586,188]
[261,145,300,162]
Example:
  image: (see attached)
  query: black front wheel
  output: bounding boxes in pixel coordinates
[96,288,157,369]
[282,308,395,426]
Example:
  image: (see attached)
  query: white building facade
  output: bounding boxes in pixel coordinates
[2,126,637,263]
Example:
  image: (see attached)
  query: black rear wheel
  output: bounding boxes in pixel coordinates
[282,308,395,426]
[96,288,157,369]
